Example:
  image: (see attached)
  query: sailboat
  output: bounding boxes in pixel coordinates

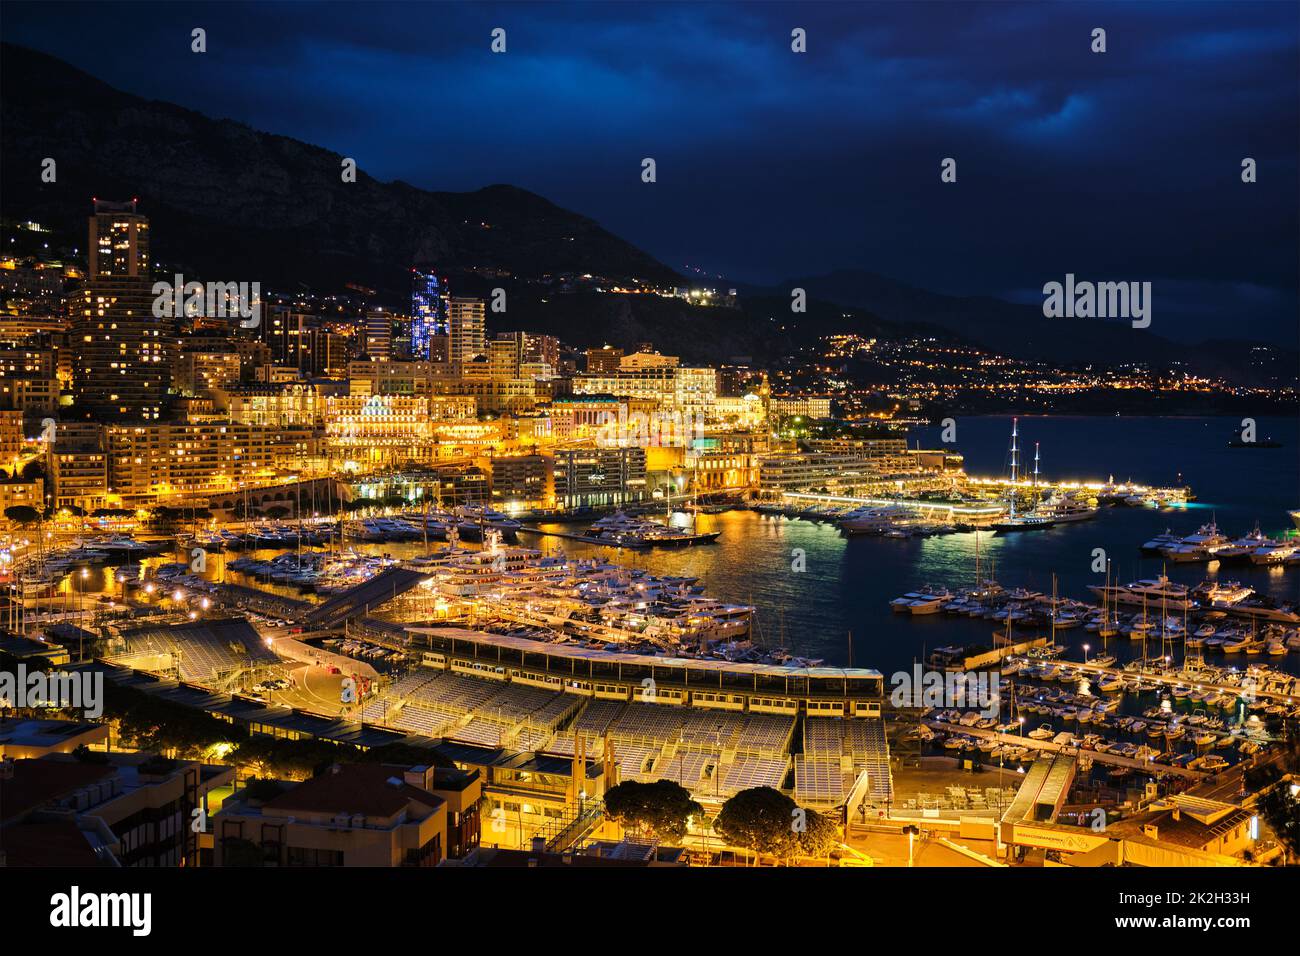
[1097,560,1120,641]
[1090,562,1118,667]
[992,421,1055,533]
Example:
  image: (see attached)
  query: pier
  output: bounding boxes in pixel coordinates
[924,720,1208,780]
[1067,659,1300,705]
[517,527,721,549]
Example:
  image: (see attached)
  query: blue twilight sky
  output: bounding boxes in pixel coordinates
[3,1,1297,344]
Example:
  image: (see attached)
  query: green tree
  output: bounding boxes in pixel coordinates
[798,808,840,858]
[603,780,702,842]
[716,786,802,861]
[1256,785,1300,865]
[4,505,40,526]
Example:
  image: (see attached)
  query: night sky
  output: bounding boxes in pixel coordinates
[3,1,1297,344]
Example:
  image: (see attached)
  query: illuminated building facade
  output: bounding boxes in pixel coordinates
[410,270,448,360]
[50,422,109,509]
[364,309,393,361]
[447,297,485,363]
[324,394,440,469]
[770,395,833,419]
[0,347,60,414]
[71,200,172,420]
[489,453,551,509]
[572,364,717,418]
[553,446,647,509]
[106,422,318,502]
[173,348,242,396]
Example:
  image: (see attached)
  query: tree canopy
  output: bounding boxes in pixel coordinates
[716,786,802,857]
[603,779,702,842]
[715,786,839,861]
[3,505,41,525]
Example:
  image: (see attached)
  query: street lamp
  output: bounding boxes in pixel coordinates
[901,824,920,867]
[79,567,89,622]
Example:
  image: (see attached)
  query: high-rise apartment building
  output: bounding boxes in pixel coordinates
[364,308,393,361]
[70,200,172,420]
[586,345,624,373]
[446,297,486,364]
[498,331,559,372]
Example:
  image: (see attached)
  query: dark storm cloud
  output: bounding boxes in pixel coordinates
[3,1,1296,343]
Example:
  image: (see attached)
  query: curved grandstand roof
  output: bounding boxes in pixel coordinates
[405,626,882,680]
[116,617,278,683]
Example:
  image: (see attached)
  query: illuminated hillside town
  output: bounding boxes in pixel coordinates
[0,10,1296,930]
[1,197,1296,880]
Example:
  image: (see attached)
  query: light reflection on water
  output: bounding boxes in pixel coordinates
[60,417,1299,677]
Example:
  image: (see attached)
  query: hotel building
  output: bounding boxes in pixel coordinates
[553,447,647,510]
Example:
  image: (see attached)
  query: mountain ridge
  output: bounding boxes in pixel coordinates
[1,43,1292,383]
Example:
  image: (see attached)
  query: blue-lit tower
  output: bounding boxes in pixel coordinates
[410,268,448,359]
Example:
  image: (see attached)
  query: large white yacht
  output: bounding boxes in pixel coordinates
[1249,539,1298,565]
[1193,580,1254,608]
[1088,575,1194,612]
[1214,524,1271,560]
[586,511,720,547]
[840,504,914,535]
[1160,522,1230,563]
[454,504,523,533]
[1038,494,1098,523]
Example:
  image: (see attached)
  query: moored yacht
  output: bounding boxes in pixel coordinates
[1039,494,1098,523]
[1089,574,1193,612]
[1214,524,1270,561]
[455,504,523,534]
[1249,539,1298,565]
[585,511,720,548]
[1193,580,1254,608]
[1141,529,1180,553]
[1160,521,1230,563]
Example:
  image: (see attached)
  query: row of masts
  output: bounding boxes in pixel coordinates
[1006,416,1043,520]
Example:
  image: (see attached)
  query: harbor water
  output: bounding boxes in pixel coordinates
[61,416,1299,680]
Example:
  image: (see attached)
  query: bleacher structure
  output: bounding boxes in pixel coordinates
[106,618,279,687]
[359,666,581,749]
[358,664,892,807]
[796,717,894,807]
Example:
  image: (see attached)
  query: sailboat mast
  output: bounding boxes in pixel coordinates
[1051,573,1058,648]
[1008,418,1019,520]
[1032,442,1041,507]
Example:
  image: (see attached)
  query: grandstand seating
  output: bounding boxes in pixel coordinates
[794,756,850,804]
[804,717,845,757]
[609,742,661,782]
[570,699,626,735]
[720,756,789,794]
[390,708,454,737]
[735,714,796,755]
[449,717,510,747]
[115,619,277,684]
[354,664,892,805]
[609,702,687,742]
[654,751,716,787]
